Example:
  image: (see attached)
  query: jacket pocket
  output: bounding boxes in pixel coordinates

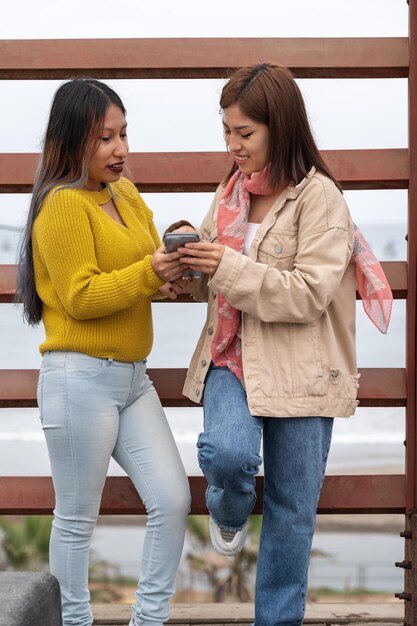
[257,230,298,271]
[289,321,326,397]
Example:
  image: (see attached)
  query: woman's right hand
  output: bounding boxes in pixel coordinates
[151,246,186,283]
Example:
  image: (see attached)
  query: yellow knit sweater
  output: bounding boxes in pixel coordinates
[32,177,165,361]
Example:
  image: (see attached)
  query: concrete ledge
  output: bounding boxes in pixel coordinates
[0,572,62,626]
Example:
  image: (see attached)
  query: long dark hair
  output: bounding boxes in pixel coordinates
[220,63,341,192]
[17,79,126,325]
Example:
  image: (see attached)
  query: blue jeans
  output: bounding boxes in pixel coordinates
[198,366,333,626]
[38,351,191,626]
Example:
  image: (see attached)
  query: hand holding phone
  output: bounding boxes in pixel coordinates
[163,232,202,278]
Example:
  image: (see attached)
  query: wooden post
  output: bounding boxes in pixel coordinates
[404,0,417,624]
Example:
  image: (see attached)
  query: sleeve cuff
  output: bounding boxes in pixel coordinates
[209,246,246,295]
[142,255,165,293]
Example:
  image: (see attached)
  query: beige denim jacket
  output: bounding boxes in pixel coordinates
[183,168,359,418]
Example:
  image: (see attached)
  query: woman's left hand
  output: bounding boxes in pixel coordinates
[177,242,225,277]
[171,277,193,294]
[158,283,178,300]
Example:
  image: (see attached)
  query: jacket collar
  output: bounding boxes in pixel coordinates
[284,166,316,200]
[252,166,316,246]
[212,166,317,243]
[263,166,316,220]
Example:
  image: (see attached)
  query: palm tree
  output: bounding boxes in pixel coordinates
[186,515,261,602]
[0,516,52,570]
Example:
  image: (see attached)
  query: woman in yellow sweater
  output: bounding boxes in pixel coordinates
[17,79,191,626]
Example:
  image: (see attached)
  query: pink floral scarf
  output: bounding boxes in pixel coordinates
[352,224,393,333]
[211,168,393,381]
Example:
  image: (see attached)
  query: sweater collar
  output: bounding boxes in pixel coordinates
[80,184,112,205]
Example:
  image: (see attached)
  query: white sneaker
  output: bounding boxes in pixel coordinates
[209,516,248,556]
[129,618,162,626]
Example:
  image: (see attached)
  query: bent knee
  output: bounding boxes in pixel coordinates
[197,435,260,482]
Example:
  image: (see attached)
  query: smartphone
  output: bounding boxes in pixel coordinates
[163,231,202,278]
[163,231,200,252]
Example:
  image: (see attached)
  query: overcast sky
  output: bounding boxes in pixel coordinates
[0,0,410,231]
[0,0,408,39]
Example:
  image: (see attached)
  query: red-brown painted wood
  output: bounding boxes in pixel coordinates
[0,38,408,79]
[0,367,407,408]
[0,149,408,193]
[0,265,16,302]
[318,474,405,514]
[0,474,405,515]
[406,0,417,516]
[0,262,408,303]
[381,261,408,300]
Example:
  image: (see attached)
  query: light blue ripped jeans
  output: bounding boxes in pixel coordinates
[37,351,191,626]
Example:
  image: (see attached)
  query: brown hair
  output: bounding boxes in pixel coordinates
[220,63,341,192]
[17,79,126,325]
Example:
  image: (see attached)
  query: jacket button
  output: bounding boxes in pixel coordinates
[208,327,213,335]
[196,389,200,396]
[212,291,217,299]
[202,360,207,367]
[275,244,283,254]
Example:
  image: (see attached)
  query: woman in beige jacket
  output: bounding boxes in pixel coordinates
[172,63,389,626]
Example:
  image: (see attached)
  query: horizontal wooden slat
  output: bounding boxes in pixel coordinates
[0,152,230,194]
[0,261,408,303]
[0,474,406,515]
[0,265,15,302]
[0,38,408,80]
[356,367,407,407]
[92,601,405,625]
[0,149,408,193]
[322,148,409,190]
[0,367,407,408]
[381,260,408,299]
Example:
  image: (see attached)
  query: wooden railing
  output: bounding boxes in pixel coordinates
[0,4,416,620]
[0,52,411,513]
[0,38,408,79]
